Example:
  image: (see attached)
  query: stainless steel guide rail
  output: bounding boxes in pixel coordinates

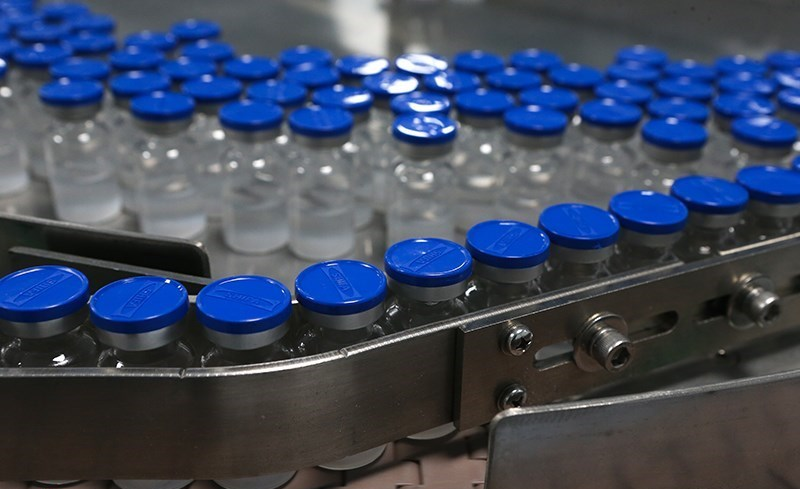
[0,211,798,479]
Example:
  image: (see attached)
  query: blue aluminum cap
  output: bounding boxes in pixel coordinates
[246,79,307,108]
[71,13,116,34]
[170,19,221,42]
[606,62,661,85]
[219,100,283,132]
[0,39,18,60]
[4,12,43,32]
[548,63,604,90]
[0,21,9,39]
[715,55,766,76]
[713,94,775,120]
[160,56,216,83]
[196,275,292,334]
[765,50,801,72]
[792,155,800,172]
[50,57,109,81]
[773,69,800,91]
[17,22,71,45]
[616,45,668,67]
[384,238,472,288]
[455,88,514,118]
[0,59,6,78]
[736,165,800,205]
[283,63,340,90]
[124,30,177,53]
[288,105,353,138]
[504,105,568,136]
[181,74,242,104]
[465,220,550,269]
[13,43,72,68]
[279,45,332,68]
[647,98,709,124]
[580,99,643,128]
[486,67,542,93]
[655,78,714,103]
[39,78,102,106]
[0,266,89,323]
[519,85,579,114]
[64,32,116,56]
[295,260,387,315]
[509,48,562,73]
[718,72,776,97]
[395,53,448,77]
[777,88,800,112]
[110,71,170,99]
[670,175,749,215]
[731,116,798,148]
[181,39,235,64]
[423,69,481,96]
[40,2,89,22]
[663,59,717,83]
[538,203,620,250]
[392,113,458,145]
[109,46,163,72]
[642,118,707,149]
[130,91,195,122]
[608,190,688,235]
[594,80,653,106]
[336,54,389,79]
[223,55,279,82]
[90,276,189,334]
[390,91,450,115]
[362,71,419,99]
[312,85,373,114]
[453,50,505,75]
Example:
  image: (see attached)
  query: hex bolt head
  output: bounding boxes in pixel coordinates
[574,312,634,373]
[497,384,528,411]
[728,275,780,330]
[501,323,534,356]
[743,286,781,328]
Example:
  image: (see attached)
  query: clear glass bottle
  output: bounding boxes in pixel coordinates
[734,165,800,243]
[50,57,111,83]
[335,54,390,87]
[181,39,236,70]
[129,92,207,239]
[159,56,216,90]
[452,89,513,232]
[223,54,280,90]
[109,46,165,74]
[646,97,709,125]
[63,32,116,61]
[219,100,289,254]
[40,79,122,224]
[635,118,708,195]
[295,260,389,470]
[245,79,308,129]
[607,190,688,273]
[287,106,356,260]
[548,63,604,102]
[390,90,452,118]
[0,59,30,196]
[606,62,661,87]
[728,116,798,171]
[495,106,569,226]
[0,265,97,368]
[170,19,221,46]
[594,80,653,107]
[386,113,458,244]
[655,78,714,104]
[662,59,717,84]
[670,175,749,261]
[486,67,542,101]
[538,203,620,291]
[463,220,550,311]
[283,63,340,92]
[453,49,505,82]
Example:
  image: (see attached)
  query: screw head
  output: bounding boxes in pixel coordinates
[502,323,534,356]
[497,384,528,410]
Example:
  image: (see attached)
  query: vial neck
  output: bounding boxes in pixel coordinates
[15,326,83,353]
[214,343,285,365]
[580,123,636,142]
[505,130,563,149]
[643,142,702,164]
[395,294,457,313]
[475,276,539,300]
[396,141,453,160]
[733,141,793,161]
[113,341,180,366]
[318,325,377,348]
[616,240,672,262]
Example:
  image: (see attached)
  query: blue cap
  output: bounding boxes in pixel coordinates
[486,67,541,93]
[4,12,43,32]
[50,57,109,81]
[423,69,481,96]
[288,106,353,138]
[181,75,242,104]
[608,190,688,235]
[580,99,642,128]
[109,46,163,72]
[39,78,102,106]
[595,80,653,106]
[0,59,6,78]
[181,39,235,64]
[384,238,472,288]
[0,21,8,39]
[246,79,307,108]
[616,45,668,67]
[504,106,568,136]
[453,50,505,75]
[606,62,661,85]
[130,91,195,122]
[519,85,579,114]
[124,30,177,53]
[390,91,450,115]
[663,59,717,83]
[731,116,798,148]
[642,118,707,149]
[466,220,550,269]
[549,63,603,90]
[0,266,89,323]
[40,2,89,22]
[17,22,71,45]
[736,165,800,205]
[13,43,72,68]
[670,175,749,215]
[363,71,419,99]
[283,63,340,90]
[777,88,800,112]
[773,69,800,90]
[0,39,18,60]
[715,55,766,76]
[90,276,189,334]
[792,155,800,172]
[392,113,457,145]
[765,50,800,72]
[64,32,115,56]
[655,78,714,102]
[455,88,514,118]
[718,72,776,97]
[395,53,448,77]
[538,203,620,250]
[160,56,216,83]
[509,48,562,73]
[110,71,170,99]
[223,55,279,82]
[713,94,775,120]
[295,260,387,315]
[312,85,373,114]
[279,45,332,68]
[336,54,389,79]
[647,98,709,124]
[196,275,292,334]
[70,13,115,34]
[219,100,283,132]
[170,19,221,42]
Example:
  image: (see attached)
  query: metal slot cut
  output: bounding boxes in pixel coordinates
[694,295,731,325]
[533,340,573,370]
[628,311,679,342]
